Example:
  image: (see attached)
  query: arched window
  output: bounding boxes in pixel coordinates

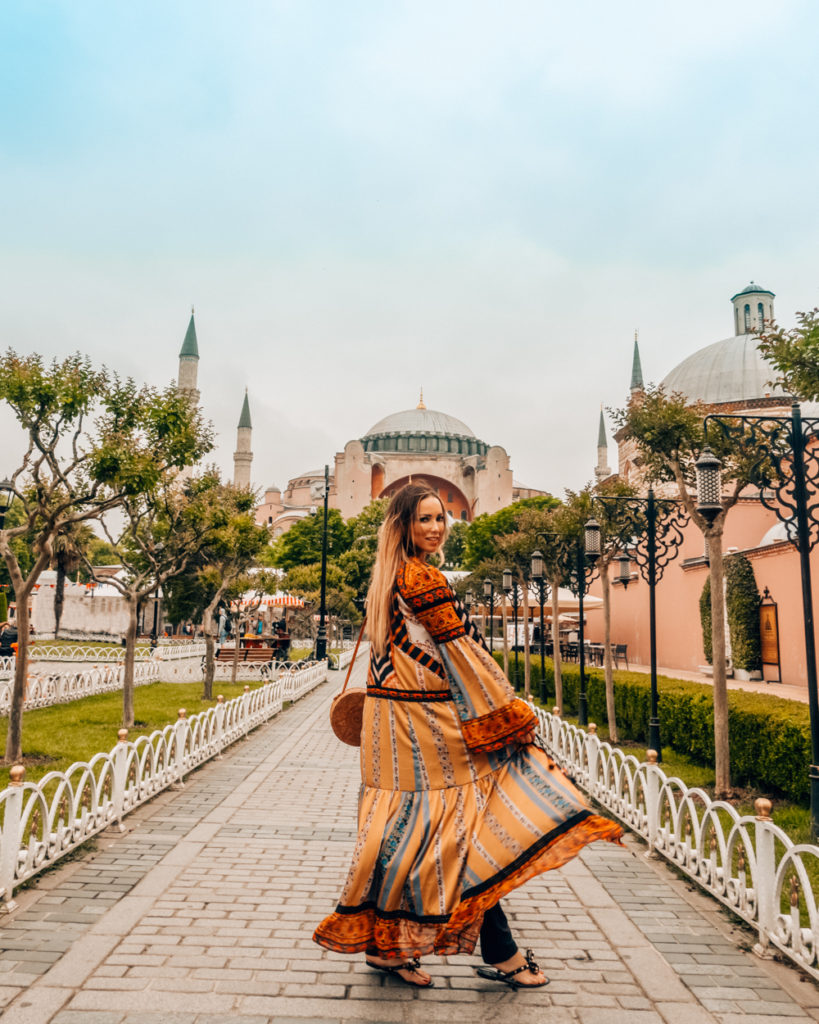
[744,304,751,331]
[758,302,765,328]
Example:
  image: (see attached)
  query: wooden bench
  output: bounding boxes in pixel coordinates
[215,646,274,664]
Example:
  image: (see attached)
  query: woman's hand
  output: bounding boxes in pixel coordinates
[516,729,536,747]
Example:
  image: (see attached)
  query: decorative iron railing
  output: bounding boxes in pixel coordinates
[0,660,328,909]
[533,705,819,982]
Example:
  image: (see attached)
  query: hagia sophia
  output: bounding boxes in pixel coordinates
[175,314,547,536]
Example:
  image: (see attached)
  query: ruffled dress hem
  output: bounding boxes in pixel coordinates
[312,810,623,959]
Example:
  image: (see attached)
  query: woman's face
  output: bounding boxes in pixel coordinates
[410,496,446,557]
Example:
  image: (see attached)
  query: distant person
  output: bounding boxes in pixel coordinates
[0,623,18,658]
[217,609,227,644]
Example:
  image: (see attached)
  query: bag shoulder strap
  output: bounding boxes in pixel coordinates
[341,618,367,694]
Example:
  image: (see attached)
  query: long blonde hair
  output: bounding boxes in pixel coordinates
[367,483,448,656]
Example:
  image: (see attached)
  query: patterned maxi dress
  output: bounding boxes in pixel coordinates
[314,559,623,958]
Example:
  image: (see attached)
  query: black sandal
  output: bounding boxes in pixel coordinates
[475,948,549,990]
[366,956,435,988]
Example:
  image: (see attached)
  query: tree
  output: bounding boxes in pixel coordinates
[462,497,558,569]
[90,470,221,727]
[725,554,762,673]
[613,384,775,796]
[443,521,468,568]
[757,307,819,401]
[197,485,272,699]
[588,479,641,742]
[267,509,350,570]
[0,351,212,762]
[51,521,94,638]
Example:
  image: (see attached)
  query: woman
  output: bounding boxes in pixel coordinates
[314,483,622,989]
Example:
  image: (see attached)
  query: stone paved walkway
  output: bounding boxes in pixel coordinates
[0,659,817,1023]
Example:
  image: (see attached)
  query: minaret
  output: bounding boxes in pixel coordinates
[630,330,644,394]
[730,282,775,336]
[595,406,611,482]
[177,307,200,404]
[233,389,253,488]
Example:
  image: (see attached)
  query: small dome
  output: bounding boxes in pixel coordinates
[731,281,775,301]
[759,518,796,547]
[661,335,787,406]
[364,408,475,439]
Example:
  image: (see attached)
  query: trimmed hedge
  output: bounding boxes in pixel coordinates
[495,651,811,804]
[725,553,762,672]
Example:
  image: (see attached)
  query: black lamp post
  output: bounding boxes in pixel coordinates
[586,491,687,758]
[483,577,496,653]
[530,550,548,703]
[502,567,521,690]
[464,589,474,615]
[697,402,819,837]
[315,464,330,662]
[0,479,14,531]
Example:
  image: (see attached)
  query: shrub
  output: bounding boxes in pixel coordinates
[495,652,812,804]
[0,591,7,622]
[699,576,712,664]
[725,553,762,671]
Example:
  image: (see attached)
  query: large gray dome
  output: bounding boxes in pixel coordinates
[365,408,475,438]
[362,407,487,456]
[661,334,787,406]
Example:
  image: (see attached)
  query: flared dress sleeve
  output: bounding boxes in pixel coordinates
[397,560,537,754]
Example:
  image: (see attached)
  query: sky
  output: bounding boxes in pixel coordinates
[1,0,818,497]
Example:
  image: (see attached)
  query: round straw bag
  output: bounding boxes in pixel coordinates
[330,621,366,746]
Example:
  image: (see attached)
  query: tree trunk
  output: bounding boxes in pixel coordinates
[708,528,731,797]
[201,596,221,700]
[122,594,139,729]
[550,575,563,714]
[54,560,66,639]
[501,598,509,678]
[521,581,531,701]
[601,559,618,742]
[5,582,31,763]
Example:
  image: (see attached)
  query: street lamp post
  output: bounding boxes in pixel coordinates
[530,550,548,704]
[315,464,330,662]
[482,577,496,653]
[696,401,819,837]
[585,490,687,758]
[503,569,521,692]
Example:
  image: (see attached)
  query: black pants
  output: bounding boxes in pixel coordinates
[479,902,518,964]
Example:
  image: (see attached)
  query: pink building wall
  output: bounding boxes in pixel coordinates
[584,497,817,690]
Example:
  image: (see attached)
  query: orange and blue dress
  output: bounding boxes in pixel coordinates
[314,559,622,958]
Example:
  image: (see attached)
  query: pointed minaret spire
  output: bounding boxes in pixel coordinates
[177,309,200,404]
[630,330,644,393]
[417,387,426,410]
[233,388,253,488]
[595,405,611,482]
[238,387,252,430]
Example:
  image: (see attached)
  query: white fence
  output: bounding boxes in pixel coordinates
[30,641,207,664]
[0,662,161,715]
[0,660,329,909]
[534,705,819,982]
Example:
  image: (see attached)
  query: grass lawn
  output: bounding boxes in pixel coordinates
[0,679,268,790]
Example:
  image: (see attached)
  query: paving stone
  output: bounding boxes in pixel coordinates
[0,668,816,1024]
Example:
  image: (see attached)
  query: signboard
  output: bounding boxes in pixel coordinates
[760,603,780,666]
